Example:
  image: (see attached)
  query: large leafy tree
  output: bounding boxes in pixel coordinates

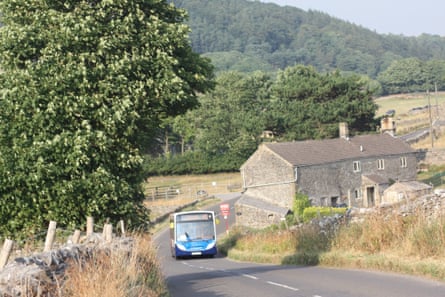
[175,71,270,166]
[377,58,445,94]
[0,0,213,236]
[269,65,378,140]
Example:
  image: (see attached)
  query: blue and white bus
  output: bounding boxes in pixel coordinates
[169,210,217,258]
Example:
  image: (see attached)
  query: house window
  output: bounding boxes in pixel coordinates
[377,159,385,170]
[354,189,362,199]
[353,161,361,172]
[400,157,407,168]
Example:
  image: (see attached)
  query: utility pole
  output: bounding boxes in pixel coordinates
[435,82,439,118]
[428,90,434,149]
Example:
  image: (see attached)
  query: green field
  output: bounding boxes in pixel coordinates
[375,92,445,117]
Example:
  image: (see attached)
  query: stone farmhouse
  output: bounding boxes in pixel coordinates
[235,123,419,228]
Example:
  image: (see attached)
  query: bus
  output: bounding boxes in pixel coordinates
[169,210,218,258]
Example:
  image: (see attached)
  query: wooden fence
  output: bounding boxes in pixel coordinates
[145,181,242,202]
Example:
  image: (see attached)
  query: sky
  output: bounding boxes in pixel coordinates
[260,0,445,37]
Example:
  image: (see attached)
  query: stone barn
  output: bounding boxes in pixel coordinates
[382,181,432,205]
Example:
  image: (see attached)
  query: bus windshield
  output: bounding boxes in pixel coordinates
[176,220,215,241]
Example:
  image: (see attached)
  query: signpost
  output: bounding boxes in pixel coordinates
[220,203,230,234]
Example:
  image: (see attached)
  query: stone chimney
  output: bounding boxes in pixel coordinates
[381,117,396,136]
[339,122,349,139]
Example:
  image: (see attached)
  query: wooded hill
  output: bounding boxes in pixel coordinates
[173,0,445,79]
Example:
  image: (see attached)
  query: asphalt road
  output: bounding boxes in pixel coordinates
[155,194,445,297]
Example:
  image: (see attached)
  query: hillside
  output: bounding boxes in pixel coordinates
[173,0,445,77]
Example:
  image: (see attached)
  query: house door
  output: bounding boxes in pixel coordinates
[367,186,375,207]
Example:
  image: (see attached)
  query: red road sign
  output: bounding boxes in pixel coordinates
[220,203,230,216]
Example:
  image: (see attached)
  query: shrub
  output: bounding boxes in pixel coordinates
[285,193,311,225]
[302,207,347,222]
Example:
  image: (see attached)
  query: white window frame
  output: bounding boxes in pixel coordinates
[377,159,385,170]
[353,161,361,172]
[400,157,407,168]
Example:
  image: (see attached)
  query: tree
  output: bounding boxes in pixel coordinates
[180,71,271,166]
[270,65,378,140]
[0,0,214,237]
[377,58,434,94]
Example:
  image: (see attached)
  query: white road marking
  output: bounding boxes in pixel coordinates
[242,273,258,280]
[181,262,308,293]
[267,281,300,291]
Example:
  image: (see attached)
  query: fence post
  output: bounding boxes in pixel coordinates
[103,224,113,242]
[119,220,125,236]
[0,239,14,269]
[72,229,81,244]
[44,221,57,252]
[86,216,94,236]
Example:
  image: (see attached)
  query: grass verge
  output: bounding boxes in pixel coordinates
[218,210,445,282]
[62,233,169,297]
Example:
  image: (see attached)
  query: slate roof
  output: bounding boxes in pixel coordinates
[362,174,390,184]
[264,133,416,167]
[384,181,432,192]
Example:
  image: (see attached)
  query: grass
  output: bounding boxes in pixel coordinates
[62,233,169,297]
[15,233,168,297]
[146,172,241,186]
[144,172,242,208]
[375,92,445,150]
[218,210,445,282]
[375,92,445,117]
[144,172,240,211]
[376,92,445,144]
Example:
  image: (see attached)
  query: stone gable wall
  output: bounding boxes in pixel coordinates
[242,145,295,208]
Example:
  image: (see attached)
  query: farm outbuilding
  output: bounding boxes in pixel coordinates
[382,181,432,205]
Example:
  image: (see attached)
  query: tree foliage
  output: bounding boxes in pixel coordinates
[174,0,445,84]
[0,0,214,237]
[147,66,378,175]
[378,58,445,94]
[269,66,378,140]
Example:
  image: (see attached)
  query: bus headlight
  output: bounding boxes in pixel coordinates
[206,242,216,250]
[176,243,187,251]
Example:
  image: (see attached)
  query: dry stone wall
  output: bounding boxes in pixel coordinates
[0,234,133,297]
[349,193,445,223]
